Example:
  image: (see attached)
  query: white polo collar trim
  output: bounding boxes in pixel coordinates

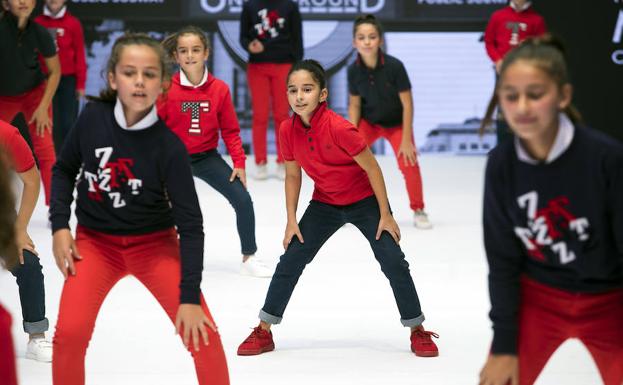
[43,5,67,19]
[114,98,158,131]
[515,113,575,165]
[180,66,208,88]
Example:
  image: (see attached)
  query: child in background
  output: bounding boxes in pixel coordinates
[237,60,439,358]
[50,33,229,385]
[0,119,52,362]
[159,25,271,277]
[478,36,623,385]
[348,14,431,229]
[35,0,87,154]
[239,0,303,180]
[0,0,60,205]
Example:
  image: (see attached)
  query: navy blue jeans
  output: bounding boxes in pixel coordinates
[190,150,257,255]
[260,196,425,327]
[52,75,79,154]
[9,249,49,334]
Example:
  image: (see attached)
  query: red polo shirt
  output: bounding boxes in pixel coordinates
[279,103,373,205]
[0,119,36,172]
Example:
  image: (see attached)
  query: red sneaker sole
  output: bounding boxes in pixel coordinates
[411,347,439,357]
[237,343,275,356]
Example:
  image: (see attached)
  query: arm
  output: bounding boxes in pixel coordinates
[218,88,246,170]
[15,166,40,262]
[73,19,88,97]
[353,148,400,243]
[30,55,61,136]
[291,4,303,60]
[282,160,304,249]
[397,90,417,167]
[239,3,252,53]
[347,94,362,127]
[484,14,503,64]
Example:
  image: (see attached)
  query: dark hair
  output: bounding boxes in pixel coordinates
[480,35,582,135]
[161,25,210,60]
[287,59,327,90]
[88,33,168,103]
[353,14,384,39]
[0,162,18,270]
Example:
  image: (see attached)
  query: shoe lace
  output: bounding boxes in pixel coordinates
[243,327,265,344]
[413,329,439,344]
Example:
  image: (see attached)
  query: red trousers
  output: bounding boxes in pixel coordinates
[0,303,17,385]
[52,226,230,385]
[518,277,623,385]
[0,83,55,205]
[247,62,291,165]
[358,119,425,211]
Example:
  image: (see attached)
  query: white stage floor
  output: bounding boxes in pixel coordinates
[0,155,604,385]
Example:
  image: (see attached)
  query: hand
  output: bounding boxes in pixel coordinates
[52,229,81,278]
[479,354,519,385]
[376,213,401,244]
[28,105,51,137]
[282,221,304,249]
[76,89,85,100]
[229,168,247,188]
[248,39,264,54]
[15,229,37,264]
[175,304,217,352]
[397,138,418,167]
[495,60,503,74]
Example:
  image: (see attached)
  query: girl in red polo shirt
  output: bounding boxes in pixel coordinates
[347,15,431,229]
[159,25,270,277]
[0,0,61,205]
[237,59,439,357]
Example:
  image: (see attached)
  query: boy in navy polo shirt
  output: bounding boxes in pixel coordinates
[0,0,61,206]
[347,15,431,229]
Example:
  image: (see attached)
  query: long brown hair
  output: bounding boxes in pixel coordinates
[88,33,168,103]
[480,35,582,135]
[0,162,18,270]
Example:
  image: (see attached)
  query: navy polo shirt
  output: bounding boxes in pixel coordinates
[0,13,56,96]
[347,51,411,128]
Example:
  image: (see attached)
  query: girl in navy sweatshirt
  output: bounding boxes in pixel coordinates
[49,33,229,385]
[159,26,270,277]
[479,36,623,385]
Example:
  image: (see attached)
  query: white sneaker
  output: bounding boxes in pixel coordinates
[276,163,286,180]
[414,210,433,229]
[26,337,52,362]
[254,164,268,180]
[240,256,272,278]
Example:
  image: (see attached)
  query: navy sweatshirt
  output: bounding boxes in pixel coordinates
[239,0,303,63]
[484,125,623,354]
[50,101,204,304]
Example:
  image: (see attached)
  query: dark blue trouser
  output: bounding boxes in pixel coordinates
[52,75,79,154]
[9,249,49,334]
[190,150,257,255]
[260,196,425,327]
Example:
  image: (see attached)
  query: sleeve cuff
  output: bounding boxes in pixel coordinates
[51,220,71,235]
[180,286,201,305]
[491,328,518,354]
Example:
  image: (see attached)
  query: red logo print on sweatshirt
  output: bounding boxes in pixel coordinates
[254,8,285,39]
[514,191,590,265]
[83,147,143,208]
[181,101,210,135]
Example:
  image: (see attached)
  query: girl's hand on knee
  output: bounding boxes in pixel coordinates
[283,221,304,249]
[52,229,81,278]
[175,304,217,352]
[229,168,247,189]
[479,354,518,385]
[397,139,418,167]
[29,106,52,137]
[376,214,401,244]
[15,228,37,264]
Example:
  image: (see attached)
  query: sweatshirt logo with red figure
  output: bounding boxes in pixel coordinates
[181,101,210,135]
[83,147,143,208]
[254,8,285,39]
[514,191,590,265]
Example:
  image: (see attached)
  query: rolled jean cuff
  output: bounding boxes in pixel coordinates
[259,309,282,325]
[242,247,258,256]
[23,318,49,334]
[401,313,425,328]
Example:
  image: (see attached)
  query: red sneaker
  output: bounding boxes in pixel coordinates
[237,326,275,356]
[410,327,439,357]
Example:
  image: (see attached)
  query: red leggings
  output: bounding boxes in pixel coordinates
[518,277,623,385]
[358,119,425,211]
[0,83,55,205]
[247,62,291,165]
[52,226,230,385]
